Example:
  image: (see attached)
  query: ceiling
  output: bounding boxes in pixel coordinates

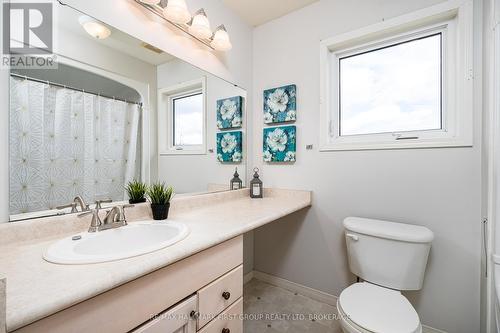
[222,0,319,27]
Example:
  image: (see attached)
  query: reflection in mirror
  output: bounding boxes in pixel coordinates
[8,3,246,221]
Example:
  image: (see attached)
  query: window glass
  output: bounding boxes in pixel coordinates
[339,33,442,136]
[173,93,203,146]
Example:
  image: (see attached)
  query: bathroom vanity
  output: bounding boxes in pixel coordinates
[0,188,311,332]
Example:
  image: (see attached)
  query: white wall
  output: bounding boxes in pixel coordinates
[251,1,482,332]
[157,59,247,193]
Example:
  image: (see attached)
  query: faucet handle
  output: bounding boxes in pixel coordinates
[56,202,78,213]
[117,204,134,224]
[78,209,102,233]
[95,199,112,209]
[73,196,90,212]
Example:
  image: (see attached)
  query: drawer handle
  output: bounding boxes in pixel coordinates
[222,329,230,333]
[222,291,231,300]
[190,311,199,320]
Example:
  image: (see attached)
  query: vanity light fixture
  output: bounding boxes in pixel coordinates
[188,9,212,40]
[211,25,232,51]
[162,0,191,24]
[139,0,160,4]
[134,0,232,51]
[78,15,111,40]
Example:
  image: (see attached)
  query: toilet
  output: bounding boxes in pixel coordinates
[338,217,434,333]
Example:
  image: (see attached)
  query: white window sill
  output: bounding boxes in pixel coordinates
[320,137,473,151]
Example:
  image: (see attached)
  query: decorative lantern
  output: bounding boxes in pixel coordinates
[250,167,263,198]
[230,167,243,190]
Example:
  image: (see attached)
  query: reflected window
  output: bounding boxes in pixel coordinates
[173,93,203,146]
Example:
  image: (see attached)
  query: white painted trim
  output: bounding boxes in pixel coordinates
[157,77,207,155]
[250,270,447,332]
[319,0,474,151]
[252,271,337,306]
[422,325,448,333]
[486,0,500,332]
[243,271,254,285]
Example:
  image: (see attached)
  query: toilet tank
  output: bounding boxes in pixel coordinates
[344,217,434,291]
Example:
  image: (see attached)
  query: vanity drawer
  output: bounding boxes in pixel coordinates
[132,294,197,333]
[198,298,243,333]
[198,265,243,328]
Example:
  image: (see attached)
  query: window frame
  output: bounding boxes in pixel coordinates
[158,77,207,155]
[319,0,473,151]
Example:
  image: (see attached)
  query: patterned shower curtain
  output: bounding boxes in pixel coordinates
[9,76,141,215]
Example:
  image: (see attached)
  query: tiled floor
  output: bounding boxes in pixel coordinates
[243,279,342,333]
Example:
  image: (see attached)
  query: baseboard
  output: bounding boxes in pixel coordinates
[251,270,337,306]
[243,271,254,285]
[249,270,448,333]
[422,325,448,333]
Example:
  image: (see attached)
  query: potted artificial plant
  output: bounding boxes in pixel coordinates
[147,182,174,220]
[125,180,148,204]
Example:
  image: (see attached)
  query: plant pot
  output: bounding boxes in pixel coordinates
[129,197,147,204]
[151,203,170,220]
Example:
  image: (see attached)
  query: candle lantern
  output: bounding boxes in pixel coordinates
[250,167,263,198]
[230,167,243,190]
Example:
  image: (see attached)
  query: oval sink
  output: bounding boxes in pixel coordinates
[44,221,189,264]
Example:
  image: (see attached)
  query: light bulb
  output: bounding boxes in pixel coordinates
[139,0,159,4]
[211,25,232,51]
[78,16,111,40]
[188,9,212,40]
[162,0,191,24]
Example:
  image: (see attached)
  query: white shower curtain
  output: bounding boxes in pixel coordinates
[9,76,141,215]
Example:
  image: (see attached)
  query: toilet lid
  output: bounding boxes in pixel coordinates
[339,283,420,333]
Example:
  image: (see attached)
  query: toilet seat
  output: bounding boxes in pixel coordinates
[338,282,421,333]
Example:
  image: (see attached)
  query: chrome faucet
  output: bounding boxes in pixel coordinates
[101,204,134,231]
[78,209,102,233]
[78,203,134,233]
[57,196,90,213]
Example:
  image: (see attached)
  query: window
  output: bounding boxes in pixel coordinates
[158,78,206,154]
[172,92,203,146]
[339,34,442,136]
[319,1,473,150]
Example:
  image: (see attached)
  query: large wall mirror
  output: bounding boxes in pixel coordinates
[8,2,247,221]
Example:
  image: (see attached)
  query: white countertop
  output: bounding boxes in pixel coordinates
[0,188,311,331]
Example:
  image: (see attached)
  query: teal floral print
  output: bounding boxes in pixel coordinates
[263,126,296,162]
[263,85,296,124]
[217,131,242,163]
[217,96,243,129]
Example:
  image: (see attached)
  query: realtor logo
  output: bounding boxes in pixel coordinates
[3,2,53,54]
[2,1,56,68]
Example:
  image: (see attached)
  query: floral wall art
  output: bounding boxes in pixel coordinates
[263,126,296,163]
[263,84,296,124]
[217,131,243,163]
[217,96,243,129]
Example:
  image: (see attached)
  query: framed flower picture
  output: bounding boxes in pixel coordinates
[217,131,243,163]
[217,96,243,129]
[263,126,296,162]
[263,84,296,124]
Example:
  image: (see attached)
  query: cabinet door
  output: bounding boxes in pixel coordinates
[132,295,197,333]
